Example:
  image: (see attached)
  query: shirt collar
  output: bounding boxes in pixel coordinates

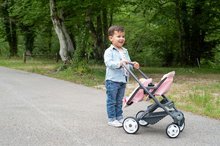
[110,44,126,52]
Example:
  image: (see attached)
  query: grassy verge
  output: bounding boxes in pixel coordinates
[0,57,219,119]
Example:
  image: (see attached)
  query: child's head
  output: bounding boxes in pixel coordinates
[108,25,125,49]
[108,26,124,36]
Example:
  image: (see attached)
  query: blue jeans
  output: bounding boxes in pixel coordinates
[105,80,126,122]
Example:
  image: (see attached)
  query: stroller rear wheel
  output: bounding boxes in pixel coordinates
[123,117,139,134]
[179,122,185,132]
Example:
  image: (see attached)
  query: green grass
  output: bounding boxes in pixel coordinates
[0,57,220,119]
[0,57,106,86]
[176,83,220,119]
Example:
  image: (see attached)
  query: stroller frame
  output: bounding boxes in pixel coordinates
[122,64,185,138]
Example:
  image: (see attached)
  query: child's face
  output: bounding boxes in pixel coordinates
[109,31,125,49]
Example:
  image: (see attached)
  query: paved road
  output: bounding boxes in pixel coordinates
[0,66,219,146]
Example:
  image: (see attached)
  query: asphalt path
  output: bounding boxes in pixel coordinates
[0,66,219,146]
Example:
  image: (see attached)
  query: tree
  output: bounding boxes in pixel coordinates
[175,0,220,66]
[84,0,125,60]
[135,0,220,66]
[85,1,112,60]
[56,0,123,61]
[7,0,53,56]
[50,0,74,64]
[0,0,17,57]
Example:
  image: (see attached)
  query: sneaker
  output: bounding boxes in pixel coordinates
[108,120,122,127]
[118,119,124,124]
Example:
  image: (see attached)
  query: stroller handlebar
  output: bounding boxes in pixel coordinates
[122,62,149,79]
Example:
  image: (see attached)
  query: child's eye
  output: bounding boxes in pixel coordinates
[117,35,125,38]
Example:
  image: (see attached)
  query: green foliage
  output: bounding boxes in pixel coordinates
[213,45,220,64]
[124,0,220,66]
[10,0,49,26]
[9,0,52,55]
[0,43,9,56]
[0,0,220,67]
[73,26,92,61]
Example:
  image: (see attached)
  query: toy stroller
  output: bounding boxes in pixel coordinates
[122,63,185,138]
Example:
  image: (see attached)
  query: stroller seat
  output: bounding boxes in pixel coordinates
[123,71,175,107]
[151,71,175,96]
[123,78,152,107]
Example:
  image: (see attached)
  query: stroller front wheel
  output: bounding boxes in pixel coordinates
[123,117,139,134]
[166,123,180,138]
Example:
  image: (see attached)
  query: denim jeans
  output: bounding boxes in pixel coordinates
[105,80,126,122]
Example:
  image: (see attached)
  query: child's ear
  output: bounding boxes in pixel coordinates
[108,36,112,41]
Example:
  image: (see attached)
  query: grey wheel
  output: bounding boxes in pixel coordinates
[179,122,185,132]
[166,123,180,138]
[123,117,139,134]
[136,111,149,126]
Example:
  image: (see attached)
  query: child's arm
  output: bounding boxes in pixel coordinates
[104,49,125,69]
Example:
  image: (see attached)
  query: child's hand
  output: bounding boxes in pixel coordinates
[119,60,129,67]
[132,61,139,69]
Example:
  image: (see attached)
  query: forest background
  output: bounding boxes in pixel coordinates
[0,0,219,67]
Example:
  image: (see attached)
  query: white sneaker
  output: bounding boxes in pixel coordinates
[118,119,124,124]
[108,120,122,127]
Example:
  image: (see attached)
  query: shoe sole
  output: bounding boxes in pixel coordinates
[108,123,122,128]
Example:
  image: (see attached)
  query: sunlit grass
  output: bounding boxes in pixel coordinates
[169,81,220,119]
[0,57,59,75]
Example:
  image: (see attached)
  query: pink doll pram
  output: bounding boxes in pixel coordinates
[121,64,185,138]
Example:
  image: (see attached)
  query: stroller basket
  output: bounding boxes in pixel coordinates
[143,112,168,125]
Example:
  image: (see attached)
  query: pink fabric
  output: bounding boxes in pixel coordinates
[123,78,152,106]
[154,71,175,96]
[123,71,175,108]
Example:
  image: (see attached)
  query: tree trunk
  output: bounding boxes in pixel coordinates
[175,0,193,66]
[19,24,35,54]
[174,0,183,63]
[96,13,105,60]
[9,20,17,56]
[190,0,205,66]
[102,7,109,52]
[175,0,212,66]
[49,0,74,63]
[25,30,35,54]
[1,0,18,57]
[85,8,108,60]
[181,1,191,65]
